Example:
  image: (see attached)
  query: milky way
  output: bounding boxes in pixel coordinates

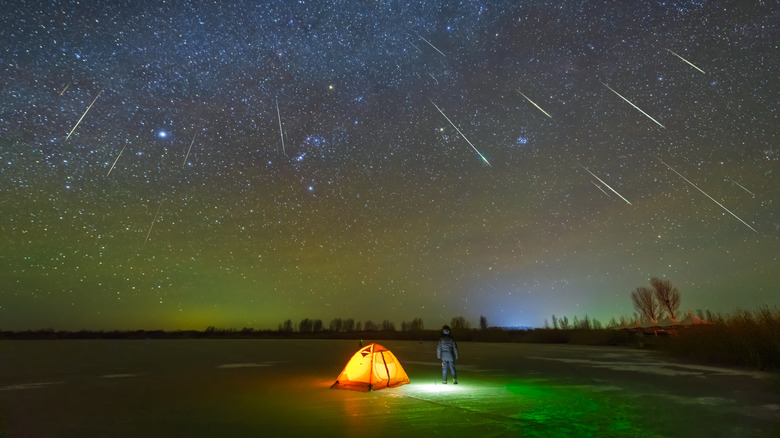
[1,1,777,330]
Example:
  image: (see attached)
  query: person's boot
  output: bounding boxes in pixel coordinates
[454,379,458,384]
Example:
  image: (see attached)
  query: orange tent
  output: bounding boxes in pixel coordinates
[330,343,410,391]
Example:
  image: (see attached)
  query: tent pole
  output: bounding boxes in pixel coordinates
[379,351,392,388]
[368,344,374,390]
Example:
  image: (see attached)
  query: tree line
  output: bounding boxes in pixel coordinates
[287,278,684,335]
[277,315,488,333]
[284,277,683,334]
[545,314,605,330]
[545,277,689,330]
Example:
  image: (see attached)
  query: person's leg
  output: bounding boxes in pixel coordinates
[451,362,458,383]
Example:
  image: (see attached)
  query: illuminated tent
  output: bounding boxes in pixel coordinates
[330,343,410,391]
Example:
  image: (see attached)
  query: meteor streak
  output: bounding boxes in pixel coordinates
[599,81,665,129]
[656,157,757,233]
[143,200,164,246]
[666,49,706,74]
[59,83,70,96]
[429,99,490,167]
[728,178,756,197]
[65,88,104,140]
[106,140,127,177]
[418,35,447,58]
[577,163,632,205]
[591,180,610,197]
[275,97,286,155]
[182,128,199,168]
[516,89,552,118]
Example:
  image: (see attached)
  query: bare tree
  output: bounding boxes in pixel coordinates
[298,318,313,333]
[580,315,592,330]
[401,318,424,332]
[650,277,680,320]
[479,315,488,330]
[450,316,470,330]
[631,286,661,322]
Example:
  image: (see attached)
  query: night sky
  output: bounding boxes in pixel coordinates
[1,1,777,331]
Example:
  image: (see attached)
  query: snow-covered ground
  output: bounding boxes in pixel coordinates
[1,339,777,437]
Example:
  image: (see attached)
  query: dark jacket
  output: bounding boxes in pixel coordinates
[437,332,459,361]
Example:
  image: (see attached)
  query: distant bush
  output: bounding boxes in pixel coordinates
[517,328,637,346]
[662,308,780,370]
[567,329,639,346]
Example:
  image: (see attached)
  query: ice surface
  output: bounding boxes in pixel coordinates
[0,339,777,437]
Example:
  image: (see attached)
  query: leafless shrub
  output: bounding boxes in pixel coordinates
[651,277,680,320]
[632,286,661,323]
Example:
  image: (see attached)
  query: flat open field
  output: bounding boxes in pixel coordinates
[1,339,778,437]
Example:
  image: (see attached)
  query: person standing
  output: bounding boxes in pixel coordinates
[437,325,459,384]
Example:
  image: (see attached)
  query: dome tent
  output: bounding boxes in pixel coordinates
[330,343,410,392]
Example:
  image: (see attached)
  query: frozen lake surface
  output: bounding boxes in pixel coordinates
[1,339,778,437]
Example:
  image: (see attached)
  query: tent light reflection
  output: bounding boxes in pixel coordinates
[407,382,466,394]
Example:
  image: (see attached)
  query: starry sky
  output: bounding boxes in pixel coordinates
[1,0,777,331]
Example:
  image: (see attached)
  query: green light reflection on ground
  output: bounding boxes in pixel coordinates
[503,380,640,437]
[401,379,646,437]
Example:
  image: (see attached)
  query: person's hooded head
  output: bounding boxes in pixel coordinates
[442,325,451,335]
